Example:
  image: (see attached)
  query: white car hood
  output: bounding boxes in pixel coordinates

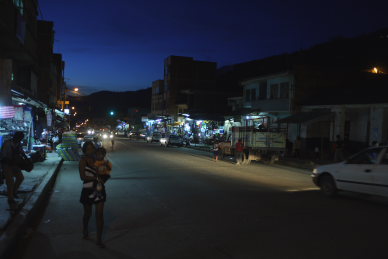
[315,162,345,173]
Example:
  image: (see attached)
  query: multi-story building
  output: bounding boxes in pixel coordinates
[151,80,166,115]
[0,0,40,101]
[0,0,65,109]
[37,20,64,107]
[163,56,217,117]
[239,29,388,153]
[0,0,66,144]
[53,53,65,104]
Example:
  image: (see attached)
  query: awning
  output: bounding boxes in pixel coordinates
[277,111,333,124]
[189,113,225,121]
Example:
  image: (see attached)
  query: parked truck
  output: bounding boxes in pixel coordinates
[219,126,286,164]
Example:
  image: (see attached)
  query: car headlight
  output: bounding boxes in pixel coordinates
[312,168,318,174]
[103,134,108,139]
[110,135,114,138]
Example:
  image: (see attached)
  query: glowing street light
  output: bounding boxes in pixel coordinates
[74,87,79,92]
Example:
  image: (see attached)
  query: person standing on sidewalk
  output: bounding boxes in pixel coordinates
[235,138,244,165]
[79,141,110,248]
[1,131,25,209]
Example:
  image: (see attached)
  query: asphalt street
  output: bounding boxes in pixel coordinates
[12,138,388,259]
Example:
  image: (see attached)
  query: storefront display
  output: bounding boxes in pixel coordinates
[0,116,32,150]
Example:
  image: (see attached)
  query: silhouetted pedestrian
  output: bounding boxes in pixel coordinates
[235,138,244,165]
[79,141,110,248]
[1,132,26,209]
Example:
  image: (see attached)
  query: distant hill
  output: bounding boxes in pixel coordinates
[69,88,151,120]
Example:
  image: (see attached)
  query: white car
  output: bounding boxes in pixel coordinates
[160,134,184,147]
[312,147,388,197]
[160,134,168,147]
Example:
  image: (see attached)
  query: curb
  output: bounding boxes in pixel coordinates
[188,145,319,172]
[274,160,316,170]
[187,145,212,153]
[0,158,64,258]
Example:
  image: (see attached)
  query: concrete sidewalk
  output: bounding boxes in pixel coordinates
[0,152,63,258]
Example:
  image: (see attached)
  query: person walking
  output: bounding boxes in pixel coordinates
[111,137,115,151]
[235,138,244,165]
[1,131,26,209]
[213,141,219,162]
[79,141,110,248]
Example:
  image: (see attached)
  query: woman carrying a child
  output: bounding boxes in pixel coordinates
[79,141,112,248]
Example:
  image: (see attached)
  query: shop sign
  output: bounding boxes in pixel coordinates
[0,106,16,119]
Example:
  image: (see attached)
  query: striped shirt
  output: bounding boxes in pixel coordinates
[83,165,96,188]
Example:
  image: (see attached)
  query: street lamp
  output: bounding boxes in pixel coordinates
[60,87,80,111]
[60,86,81,130]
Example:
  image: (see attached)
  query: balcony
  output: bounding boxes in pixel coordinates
[244,98,290,112]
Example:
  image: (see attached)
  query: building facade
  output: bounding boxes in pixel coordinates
[151,80,166,115]
[0,0,40,99]
[163,55,217,117]
[0,0,66,149]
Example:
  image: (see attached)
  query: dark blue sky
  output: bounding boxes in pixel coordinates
[39,0,388,94]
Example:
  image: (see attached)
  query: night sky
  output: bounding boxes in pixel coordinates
[39,0,388,94]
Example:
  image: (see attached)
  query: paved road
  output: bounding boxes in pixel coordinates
[14,139,388,259]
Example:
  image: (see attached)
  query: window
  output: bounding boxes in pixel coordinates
[245,89,256,101]
[279,82,289,99]
[270,84,279,99]
[245,89,251,101]
[250,89,256,101]
[13,0,24,15]
[259,81,267,99]
[347,148,383,164]
[164,64,170,78]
